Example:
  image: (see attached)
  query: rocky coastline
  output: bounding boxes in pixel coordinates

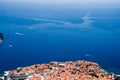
[1,60,120,80]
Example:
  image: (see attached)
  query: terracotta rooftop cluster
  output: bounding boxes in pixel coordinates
[9,60,113,80]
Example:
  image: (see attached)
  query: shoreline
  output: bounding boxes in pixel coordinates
[1,60,120,80]
[106,68,120,75]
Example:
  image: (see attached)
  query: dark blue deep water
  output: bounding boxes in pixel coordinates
[0,3,120,74]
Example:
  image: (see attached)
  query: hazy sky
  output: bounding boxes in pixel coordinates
[0,0,120,9]
[0,0,120,4]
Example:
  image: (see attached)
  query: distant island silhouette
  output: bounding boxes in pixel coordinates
[0,33,3,43]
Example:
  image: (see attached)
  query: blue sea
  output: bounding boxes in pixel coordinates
[0,1,120,74]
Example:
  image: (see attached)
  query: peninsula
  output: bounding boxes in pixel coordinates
[1,60,120,80]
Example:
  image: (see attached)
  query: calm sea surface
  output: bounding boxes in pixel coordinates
[0,6,120,74]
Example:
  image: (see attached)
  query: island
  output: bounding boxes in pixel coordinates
[0,33,3,43]
[1,60,120,80]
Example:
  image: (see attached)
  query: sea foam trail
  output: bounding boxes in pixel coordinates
[15,32,28,36]
[25,12,94,29]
